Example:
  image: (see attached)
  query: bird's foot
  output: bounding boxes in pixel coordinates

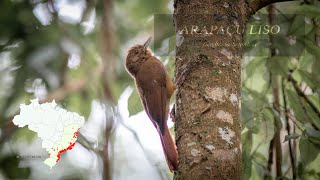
[170,104,175,122]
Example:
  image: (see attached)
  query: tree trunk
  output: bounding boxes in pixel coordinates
[173,0,249,179]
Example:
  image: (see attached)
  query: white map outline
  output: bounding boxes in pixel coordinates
[13,99,85,168]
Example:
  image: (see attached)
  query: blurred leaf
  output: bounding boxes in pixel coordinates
[294,5,320,18]
[289,15,313,36]
[245,57,266,78]
[128,90,143,116]
[258,107,276,141]
[284,134,300,142]
[305,38,320,58]
[309,95,320,110]
[272,35,304,57]
[165,56,175,77]
[297,70,320,91]
[242,131,253,180]
[246,88,270,110]
[299,138,320,165]
[241,97,254,130]
[110,78,131,101]
[311,60,320,79]
[253,152,267,166]
[305,105,320,130]
[298,50,315,70]
[252,108,275,142]
[266,56,290,76]
[63,91,92,119]
[12,127,36,143]
[286,89,308,123]
[306,126,320,146]
[0,154,31,179]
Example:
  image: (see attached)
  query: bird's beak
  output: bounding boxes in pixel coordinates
[143,37,152,49]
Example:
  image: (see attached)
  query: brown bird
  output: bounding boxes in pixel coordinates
[125,37,178,171]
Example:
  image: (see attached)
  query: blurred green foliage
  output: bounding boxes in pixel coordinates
[242,1,320,179]
[0,0,319,179]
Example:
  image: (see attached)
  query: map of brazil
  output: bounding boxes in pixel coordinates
[12,99,85,169]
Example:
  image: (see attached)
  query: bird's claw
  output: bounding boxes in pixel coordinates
[170,104,175,122]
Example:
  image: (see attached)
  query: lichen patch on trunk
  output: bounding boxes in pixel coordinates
[229,93,238,106]
[218,127,235,145]
[205,87,228,102]
[205,144,216,151]
[219,48,234,60]
[191,148,201,157]
[216,110,233,124]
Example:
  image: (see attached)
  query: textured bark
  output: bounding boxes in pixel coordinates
[173,0,249,179]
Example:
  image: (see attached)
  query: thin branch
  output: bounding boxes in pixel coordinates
[77,131,97,151]
[282,78,296,179]
[249,0,296,14]
[264,138,274,179]
[117,117,170,180]
[274,128,282,178]
[273,104,304,132]
[101,0,115,102]
[81,0,96,23]
[45,79,87,102]
[268,5,282,178]
[100,0,114,179]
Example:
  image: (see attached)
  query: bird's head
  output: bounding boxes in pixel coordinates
[126,37,152,77]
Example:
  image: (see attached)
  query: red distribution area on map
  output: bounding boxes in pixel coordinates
[55,129,79,162]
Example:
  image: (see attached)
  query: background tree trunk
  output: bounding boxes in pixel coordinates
[173,0,249,179]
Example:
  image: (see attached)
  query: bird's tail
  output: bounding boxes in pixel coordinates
[159,126,178,172]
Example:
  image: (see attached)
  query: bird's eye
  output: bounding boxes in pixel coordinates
[134,50,139,54]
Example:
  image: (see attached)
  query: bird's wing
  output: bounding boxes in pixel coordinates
[136,65,168,135]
